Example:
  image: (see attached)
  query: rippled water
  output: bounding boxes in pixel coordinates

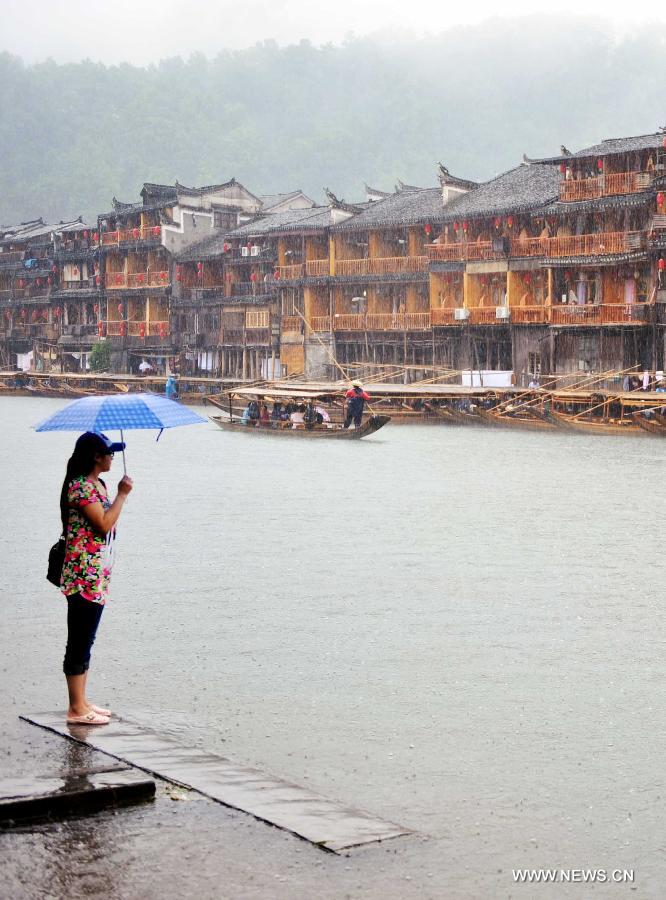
[2,396,665,894]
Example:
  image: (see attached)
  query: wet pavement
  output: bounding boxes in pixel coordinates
[2,396,666,897]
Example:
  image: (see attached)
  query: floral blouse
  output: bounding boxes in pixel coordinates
[61,477,115,605]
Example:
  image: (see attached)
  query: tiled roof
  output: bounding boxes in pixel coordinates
[228,207,334,237]
[541,191,654,217]
[260,190,314,210]
[333,188,444,231]
[437,164,561,222]
[531,132,666,163]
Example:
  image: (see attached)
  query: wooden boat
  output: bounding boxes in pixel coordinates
[632,412,666,435]
[209,413,390,439]
[548,409,643,435]
[476,406,558,431]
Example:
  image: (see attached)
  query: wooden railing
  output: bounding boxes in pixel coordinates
[427,241,502,262]
[106,321,124,335]
[546,231,645,258]
[147,320,169,336]
[431,307,462,325]
[332,314,366,330]
[332,312,432,331]
[107,271,169,288]
[0,251,24,267]
[305,259,330,277]
[335,256,428,276]
[510,237,549,258]
[559,172,652,202]
[246,310,270,328]
[275,263,304,279]
[281,316,302,332]
[310,316,332,331]
[469,306,506,324]
[102,225,161,245]
[510,305,549,324]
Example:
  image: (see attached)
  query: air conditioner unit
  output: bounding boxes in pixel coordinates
[250,246,260,256]
[496,306,510,319]
[241,247,250,257]
[454,307,470,320]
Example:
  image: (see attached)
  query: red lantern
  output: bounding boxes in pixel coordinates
[663,138,666,149]
[494,217,501,228]
[246,242,252,250]
[18,279,25,288]
[250,272,258,282]
[47,276,53,286]
[98,321,105,336]
[137,273,145,284]
[31,310,37,322]
[152,226,160,237]
[55,306,62,317]
[83,230,89,239]
[424,223,432,235]
[507,216,514,228]
[462,221,468,232]
[223,242,230,252]
[95,275,101,286]
[139,322,146,338]
[524,273,531,285]
[20,308,26,318]
[133,228,139,240]
[453,222,459,231]
[273,270,280,281]
[658,193,664,206]
[36,278,42,287]
[94,304,99,314]
[117,303,123,314]
[596,158,603,171]
[120,321,127,336]
[176,265,182,282]
[559,163,566,174]
[659,259,665,271]
[51,264,57,274]
[159,322,167,339]
[93,231,99,242]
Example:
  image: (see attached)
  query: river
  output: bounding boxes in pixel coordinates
[1,396,664,897]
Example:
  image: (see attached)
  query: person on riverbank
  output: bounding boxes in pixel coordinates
[59,432,133,725]
[344,381,370,429]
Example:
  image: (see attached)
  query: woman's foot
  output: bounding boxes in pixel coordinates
[66,709,110,725]
[89,703,111,717]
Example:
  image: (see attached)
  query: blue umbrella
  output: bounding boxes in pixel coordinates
[35,393,207,472]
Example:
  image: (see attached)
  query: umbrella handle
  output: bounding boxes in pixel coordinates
[120,428,127,476]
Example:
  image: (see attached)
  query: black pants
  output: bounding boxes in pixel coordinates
[344,411,363,428]
[63,593,104,676]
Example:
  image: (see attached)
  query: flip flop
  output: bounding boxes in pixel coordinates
[90,704,111,717]
[66,711,110,725]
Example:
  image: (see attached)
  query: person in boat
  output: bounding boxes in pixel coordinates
[315,405,330,425]
[290,404,306,428]
[240,403,252,426]
[271,401,283,421]
[59,432,133,725]
[165,375,179,401]
[259,403,270,426]
[303,400,322,430]
[247,399,260,423]
[344,381,370,429]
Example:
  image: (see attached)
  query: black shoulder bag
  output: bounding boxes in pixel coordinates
[46,536,66,587]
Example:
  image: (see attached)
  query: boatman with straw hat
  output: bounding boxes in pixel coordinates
[344,380,371,429]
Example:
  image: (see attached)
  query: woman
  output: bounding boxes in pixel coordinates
[59,431,133,725]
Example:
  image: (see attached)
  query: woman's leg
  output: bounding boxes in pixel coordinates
[63,595,104,716]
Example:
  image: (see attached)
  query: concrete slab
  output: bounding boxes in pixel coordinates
[0,764,155,825]
[21,712,412,853]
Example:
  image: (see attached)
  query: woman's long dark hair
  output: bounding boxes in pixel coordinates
[59,433,107,532]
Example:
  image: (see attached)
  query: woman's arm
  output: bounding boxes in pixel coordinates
[81,476,133,535]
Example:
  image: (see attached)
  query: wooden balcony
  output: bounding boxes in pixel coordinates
[106,271,169,289]
[332,312,431,331]
[427,241,503,262]
[510,237,549,258]
[469,306,507,325]
[333,313,365,331]
[546,231,645,258]
[335,256,428,276]
[0,251,24,268]
[281,316,302,332]
[510,305,549,324]
[559,172,652,202]
[275,263,304,279]
[431,307,463,325]
[102,225,162,245]
[310,316,332,331]
[305,259,330,277]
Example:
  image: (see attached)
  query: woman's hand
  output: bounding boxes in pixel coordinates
[117,475,133,497]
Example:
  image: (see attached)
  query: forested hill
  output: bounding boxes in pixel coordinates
[1,16,665,224]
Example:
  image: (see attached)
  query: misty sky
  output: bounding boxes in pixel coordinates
[2,0,666,65]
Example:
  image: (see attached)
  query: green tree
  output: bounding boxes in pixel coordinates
[89,340,111,372]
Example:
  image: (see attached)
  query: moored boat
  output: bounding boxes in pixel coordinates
[209,413,390,439]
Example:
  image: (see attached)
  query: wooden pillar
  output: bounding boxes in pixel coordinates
[242,347,248,380]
